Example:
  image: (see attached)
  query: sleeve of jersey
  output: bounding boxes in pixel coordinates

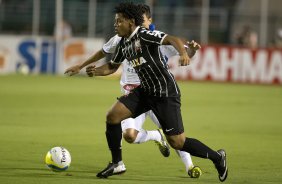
[140,30,167,45]
[102,35,121,54]
[110,45,125,65]
[161,45,179,58]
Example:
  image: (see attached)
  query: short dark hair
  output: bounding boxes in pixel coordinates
[115,2,144,26]
[137,4,151,19]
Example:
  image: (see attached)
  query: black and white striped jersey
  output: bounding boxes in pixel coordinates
[111,26,180,97]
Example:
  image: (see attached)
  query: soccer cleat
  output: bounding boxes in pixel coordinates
[188,166,202,178]
[155,129,170,157]
[96,161,126,178]
[214,149,228,182]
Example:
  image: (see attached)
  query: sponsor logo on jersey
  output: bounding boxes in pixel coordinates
[131,57,146,67]
[140,30,164,38]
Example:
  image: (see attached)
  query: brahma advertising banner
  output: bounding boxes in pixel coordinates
[169,46,282,85]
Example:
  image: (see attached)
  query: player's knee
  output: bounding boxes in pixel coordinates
[168,140,183,150]
[106,112,114,123]
[106,102,131,124]
[106,111,119,124]
[123,129,138,143]
[123,133,135,143]
[167,136,185,150]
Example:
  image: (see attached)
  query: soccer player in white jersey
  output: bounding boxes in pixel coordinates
[65,4,201,178]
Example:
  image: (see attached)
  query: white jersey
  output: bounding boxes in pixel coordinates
[102,34,179,91]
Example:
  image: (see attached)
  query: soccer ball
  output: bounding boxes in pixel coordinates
[45,147,71,172]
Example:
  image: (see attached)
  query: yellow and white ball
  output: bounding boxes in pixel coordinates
[45,147,71,171]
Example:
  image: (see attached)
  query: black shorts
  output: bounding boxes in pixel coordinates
[118,86,184,136]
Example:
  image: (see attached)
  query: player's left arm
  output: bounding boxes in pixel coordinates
[162,35,190,66]
[139,29,193,66]
[162,40,201,59]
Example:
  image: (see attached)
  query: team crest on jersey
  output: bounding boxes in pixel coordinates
[134,39,141,52]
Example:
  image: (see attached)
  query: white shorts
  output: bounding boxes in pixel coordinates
[121,110,161,132]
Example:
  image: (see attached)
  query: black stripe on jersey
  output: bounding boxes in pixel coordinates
[143,67,157,95]
[157,47,167,68]
[145,45,168,96]
[157,47,179,95]
[125,41,133,58]
[147,65,162,96]
[139,69,150,92]
[167,70,179,95]
[112,43,125,64]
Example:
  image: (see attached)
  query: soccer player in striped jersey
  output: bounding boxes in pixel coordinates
[86,2,228,182]
[65,4,202,179]
[92,5,202,178]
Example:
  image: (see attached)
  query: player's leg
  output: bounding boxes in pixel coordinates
[166,134,227,181]
[96,100,131,178]
[121,114,146,143]
[175,150,202,178]
[148,110,201,177]
[152,96,228,182]
[146,110,161,128]
[97,87,150,178]
[120,86,165,146]
[122,113,170,157]
[120,86,142,144]
[142,111,170,157]
[121,111,160,144]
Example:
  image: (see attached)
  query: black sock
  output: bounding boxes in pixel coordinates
[181,138,221,163]
[106,123,122,164]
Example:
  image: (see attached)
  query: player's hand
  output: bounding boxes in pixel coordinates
[185,40,201,58]
[86,65,96,77]
[179,52,191,66]
[186,40,201,51]
[187,40,201,50]
[64,65,81,76]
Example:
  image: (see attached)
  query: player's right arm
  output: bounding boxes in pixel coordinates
[64,35,121,76]
[86,63,120,77]
[86,37,124,77]
[64,49,105,76]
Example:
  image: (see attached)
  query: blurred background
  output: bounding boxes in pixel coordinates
[0,0,281,84]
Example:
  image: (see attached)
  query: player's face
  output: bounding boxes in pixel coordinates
[142,14,152,29]
[114,13,133,38]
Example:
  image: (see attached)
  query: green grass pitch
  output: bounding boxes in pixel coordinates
[0,75,282,184]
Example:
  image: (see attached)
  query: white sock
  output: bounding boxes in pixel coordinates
[176,150,194,172]
[133,129,161,144]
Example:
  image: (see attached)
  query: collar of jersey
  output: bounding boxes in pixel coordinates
[127,26,140,41]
